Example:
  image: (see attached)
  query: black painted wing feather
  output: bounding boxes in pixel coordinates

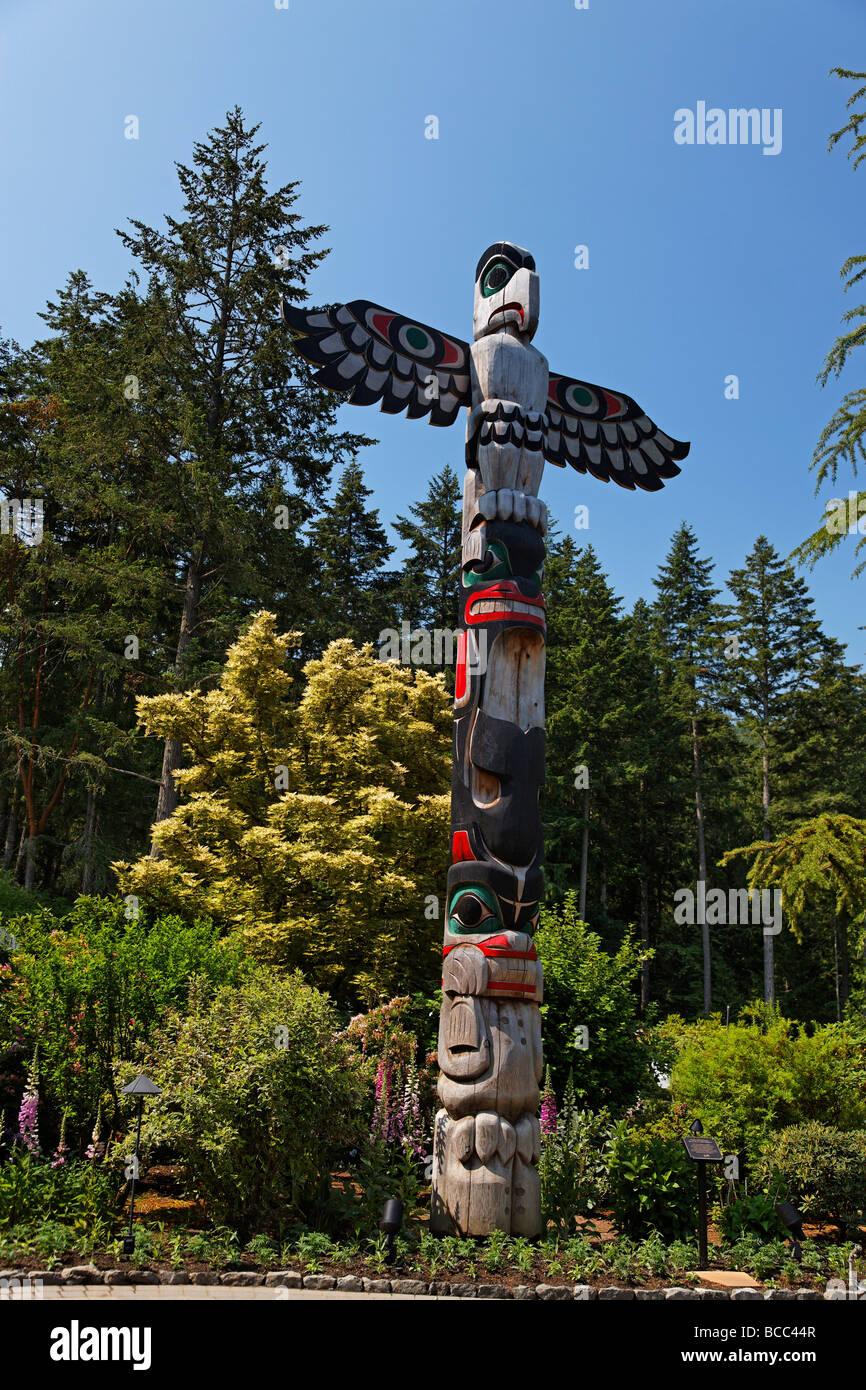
[545,370,689,492]
[281,298,471,427]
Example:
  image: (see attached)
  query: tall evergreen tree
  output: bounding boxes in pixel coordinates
[392,463,462,631]
[723,536,828,1004]
[114,108,367,844]
[306,460,397,649]
[617,596,680,1010]
[653,523,728,1015]
[1,281,167,890]
[544,539,630,918]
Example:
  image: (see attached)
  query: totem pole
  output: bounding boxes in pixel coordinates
[281,241,688,1235]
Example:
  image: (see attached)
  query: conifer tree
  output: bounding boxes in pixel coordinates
[306,459,397,650]
[721,812,866,1019]
[114,108,367,842]
[653,523,729,1015]
[723,536,827,1004]
[544,539,630,917]
[0,281,167,890]
[392,463,462,631]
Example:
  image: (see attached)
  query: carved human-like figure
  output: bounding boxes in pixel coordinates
[282,240,688,1235]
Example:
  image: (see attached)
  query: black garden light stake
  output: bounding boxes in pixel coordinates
[380,1198,404,1271]
[121,1074,162,1258]
[682,1119,725,1271]
[776,1200,806,1262]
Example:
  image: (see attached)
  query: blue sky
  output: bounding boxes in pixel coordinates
[1,0,865,659]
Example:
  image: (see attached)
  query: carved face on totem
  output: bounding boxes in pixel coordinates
[472,241,539,343]
[448,517,546,941]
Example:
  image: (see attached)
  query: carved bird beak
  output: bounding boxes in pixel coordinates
[487,302,525,327]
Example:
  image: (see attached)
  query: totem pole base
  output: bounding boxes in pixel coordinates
[431,1107,542,1237]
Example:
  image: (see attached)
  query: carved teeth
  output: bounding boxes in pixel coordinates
[469,598,542,617]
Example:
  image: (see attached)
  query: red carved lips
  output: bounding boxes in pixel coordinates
[487,301,524,326]
[465,581,546,629]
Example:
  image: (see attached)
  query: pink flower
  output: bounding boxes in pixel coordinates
[540,1067,557,1136]
[17,1089,40,1153]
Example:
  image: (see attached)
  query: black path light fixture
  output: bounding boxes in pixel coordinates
[380,1198,404,1271]
[776,1200,806,1262]
[121,1074,162,1258]
[682,1118,725,1271]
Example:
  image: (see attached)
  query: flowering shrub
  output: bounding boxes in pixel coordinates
[131,967,366,1240]
[539,1076,609,1233]
[336,997,439,1231]
[0,897,243,1151]
[0,1150,119,1232]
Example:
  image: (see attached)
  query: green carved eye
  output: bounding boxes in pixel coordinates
[462,541,510,587]
[448,885,502,935]
[481,259,516,298]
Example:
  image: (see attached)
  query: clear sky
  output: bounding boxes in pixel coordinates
[2,0,865,660]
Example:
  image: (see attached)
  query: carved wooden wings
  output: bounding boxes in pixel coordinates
[281,297,689,491]
[280,298,470,427]
[545,372,689,492]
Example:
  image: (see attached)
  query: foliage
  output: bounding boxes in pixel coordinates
[714,1192,785,1245]
[306,461,398,650]
[755,1122,866,1230]
[333,1007,433,1234]
[116,613,451,1005]
[795,71,866,574]
[132,967,366,1240]
[342,996,437,1124]
[720,813,866,935]
[392,463,462,634]
[0,1150,120,1234]
[539,1078,610,1234]
[0,897,241,1147]
[0,871,68,923]
[661,1010,866,1153]
[535,892,653,1109]
[605,1119,696,1240]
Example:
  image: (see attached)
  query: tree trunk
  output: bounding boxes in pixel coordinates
[839,911,850,1013]
[761,742,774,1007]
[150,546,203,853]
[13,822,26,882]
[692,714,711,1016]
[23,835,36,892]
[3,795,18,872]
[81,785,97,894]
[639,872,650,1012]
[578,788,590,920]
[639,777,650,1012]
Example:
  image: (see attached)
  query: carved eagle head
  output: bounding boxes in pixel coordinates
[472,241,539,343]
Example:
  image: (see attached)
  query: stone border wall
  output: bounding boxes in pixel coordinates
[0,1267,833,1299]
